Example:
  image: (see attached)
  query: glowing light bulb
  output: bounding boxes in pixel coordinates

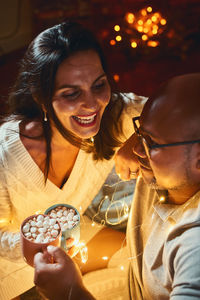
[152,29,158,35]
[120,265,125,270]
[138,19,143,25]
[126,12,135,24]
[147,40,159,47]
[143,28,149,33]
[151,15,157,22]
[146,19,152,25]
[142,34,148,41]
[160,18,167,25]
[110,39,116,46]
[147,6,152,13]
[114,25,120,32]
[116,35,122,41]
[159,196,165,203]
[137,26,143,32]
[131,41,137,48]
[141,9,147,16]
[102,256,109,260]
[79,242,88,264]
[91,222,95,227]
[113,74,120,82]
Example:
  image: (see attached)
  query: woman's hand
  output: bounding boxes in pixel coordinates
[34,245,93,300]
[115,134,139,181]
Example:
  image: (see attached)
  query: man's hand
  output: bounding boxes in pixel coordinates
[115,134,139,181]
[34,246,92,300]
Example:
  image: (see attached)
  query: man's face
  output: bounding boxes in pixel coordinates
[132,94,195,193]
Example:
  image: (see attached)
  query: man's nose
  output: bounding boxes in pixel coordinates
[132,135,147,158]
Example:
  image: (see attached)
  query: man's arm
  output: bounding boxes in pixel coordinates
[34,245,96,300]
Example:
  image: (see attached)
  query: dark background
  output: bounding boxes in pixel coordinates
[0,0,200,114]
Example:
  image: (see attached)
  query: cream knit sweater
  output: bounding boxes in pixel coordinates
[0,92,146,299]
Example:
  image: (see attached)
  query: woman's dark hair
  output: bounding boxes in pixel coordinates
[6,21,125,181]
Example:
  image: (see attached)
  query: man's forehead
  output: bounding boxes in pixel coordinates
[140,73,200,139]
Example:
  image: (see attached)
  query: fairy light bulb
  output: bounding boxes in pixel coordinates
[113,74,120,82]
[102,256,109,260]
[147,6,152,13]
[159,196,165,203]
[114,25,120,32]
[116,35,122,42]
[160,18,167,25]
[131,41,137,48]
[79,242,88,264]
[110,39,116,46]
[126,12,135,24]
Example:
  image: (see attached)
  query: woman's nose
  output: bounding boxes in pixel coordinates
[132,135,147,158]
[81,92,98,110]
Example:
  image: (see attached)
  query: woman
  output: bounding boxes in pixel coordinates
[0,21,146,299]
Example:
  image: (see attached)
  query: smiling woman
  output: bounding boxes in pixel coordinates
[0,20,147,299]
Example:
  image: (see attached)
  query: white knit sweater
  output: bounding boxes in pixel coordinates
[0,92,146,299]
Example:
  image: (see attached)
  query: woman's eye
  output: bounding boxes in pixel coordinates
[62,91,80,99]
[93,81,106,90]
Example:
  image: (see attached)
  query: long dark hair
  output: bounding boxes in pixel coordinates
[6,21,125,181]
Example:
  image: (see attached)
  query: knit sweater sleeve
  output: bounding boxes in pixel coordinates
[0,165,22,260]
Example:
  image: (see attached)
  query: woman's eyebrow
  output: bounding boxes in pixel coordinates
[56,73,107,92]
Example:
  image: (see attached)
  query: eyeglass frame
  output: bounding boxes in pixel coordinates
[133,116,200,154]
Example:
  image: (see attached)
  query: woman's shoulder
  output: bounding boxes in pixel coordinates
[112,92,147,105]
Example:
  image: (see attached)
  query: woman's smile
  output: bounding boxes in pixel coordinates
[52,50,111,139]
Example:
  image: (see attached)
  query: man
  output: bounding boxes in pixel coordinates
[33,73,200,299]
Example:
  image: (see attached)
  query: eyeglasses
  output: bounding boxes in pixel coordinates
[133,116,200,156]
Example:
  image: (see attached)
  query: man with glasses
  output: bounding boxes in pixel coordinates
[33,73,200,300]
[115,72,200,299]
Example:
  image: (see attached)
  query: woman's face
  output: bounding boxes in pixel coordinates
[52,50,111,139]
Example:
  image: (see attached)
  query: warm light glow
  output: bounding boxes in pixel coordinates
[146,19,152,25]
[138,19,143,25]
[79,242,88,264]
[159,196,166,203]
[142,34,148,41]
[147,6,152,13]
[141,9,147,16]
[160,18,167,25]
[126,12,135,24]
[131,41,137,48]
[91,222,95,227]
[116,35,122,41]
[151,15,157,22]
[152,29,158,35]
[110,39,116,46]
[90,137,94,143]
[79,206,82,211]
[114,25,120,32]
[0,218,8,224]
[147,40,159,47]
[120,265,125,270]
[102,256,109,260]
[143,27,149,33]
[113,74,120,82]
[137,26,143,32]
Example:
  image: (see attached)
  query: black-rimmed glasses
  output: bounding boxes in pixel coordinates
[133,116,200,156]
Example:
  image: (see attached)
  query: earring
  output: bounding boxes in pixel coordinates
[90,137,94,143]
[44,111,47,122]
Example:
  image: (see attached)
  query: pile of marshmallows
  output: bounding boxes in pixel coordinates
[22,206,79,244]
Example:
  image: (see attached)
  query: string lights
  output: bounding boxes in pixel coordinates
[110,6,167,49]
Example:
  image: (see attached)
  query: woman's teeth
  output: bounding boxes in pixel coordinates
[73,114,96,124]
